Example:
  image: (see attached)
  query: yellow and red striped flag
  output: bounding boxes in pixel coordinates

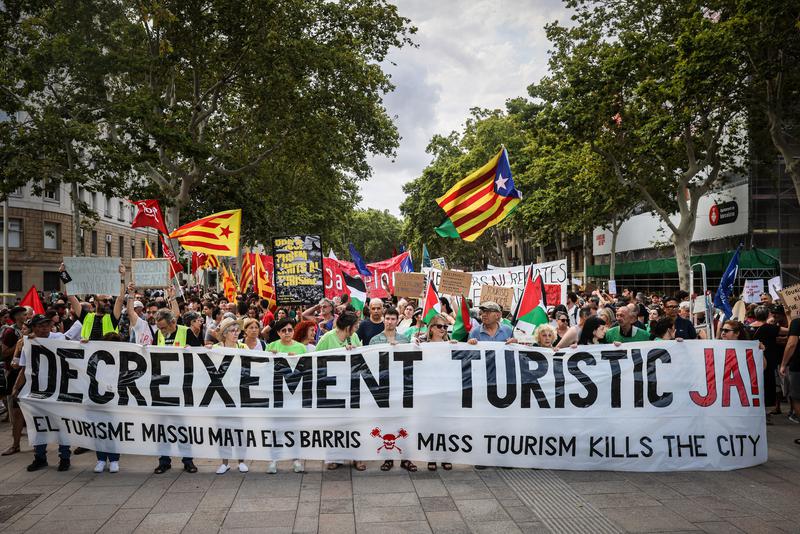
[435,148,521,242]
[254,253,276,308]
[169,209,241,257]
[240,250,254,292]
[223,264,237,301]
[144,239,156,259]
[204,254,219,270]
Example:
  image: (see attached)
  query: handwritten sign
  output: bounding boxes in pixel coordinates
[480,285,514,311]
[439,270,473,296]
[63,257,121,296]
[393,272,425,298]
[780,283,800,319]
[132,259,170,288]
[743,279,764,304]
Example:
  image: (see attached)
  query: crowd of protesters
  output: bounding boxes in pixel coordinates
[1,264,799,475]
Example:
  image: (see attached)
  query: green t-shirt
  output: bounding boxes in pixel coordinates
[315,330,363,351]
[266,340,307,355]
[603,325,651,343]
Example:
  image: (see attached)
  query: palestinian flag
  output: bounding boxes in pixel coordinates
[513,273,548,336]
[343,273,367,311]
[422,279,441,324]
[451,295,472,341]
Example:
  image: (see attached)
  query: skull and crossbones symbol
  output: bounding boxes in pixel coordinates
[370,427,408,454]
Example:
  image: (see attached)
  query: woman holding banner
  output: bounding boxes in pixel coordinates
[241,318,267,350]
[425,313,453,472]
[576,316,608,346]
[213,319,249,475]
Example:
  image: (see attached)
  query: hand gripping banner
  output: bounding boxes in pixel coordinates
[19,339,767,471]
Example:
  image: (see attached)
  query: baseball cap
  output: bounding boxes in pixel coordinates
[479,301,502,312]
[133,300,144,309]
[30,314,51,326]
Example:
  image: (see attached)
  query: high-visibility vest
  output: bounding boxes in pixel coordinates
[81,313,117,340]
[157,325,188,347]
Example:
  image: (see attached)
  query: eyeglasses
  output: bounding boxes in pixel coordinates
[280,328,294,334]
[430,324,447,330]
[720,328,737,334]
[558,318,568,323]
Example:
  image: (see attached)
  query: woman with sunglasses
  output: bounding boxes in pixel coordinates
[267,318,306,355]
[424,313,453,471]
[213,318,249,475]
[554,312,570,345]
[719,320,749,341]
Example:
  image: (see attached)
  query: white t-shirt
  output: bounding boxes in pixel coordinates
[19,325,80,366]
[131,317,155,346]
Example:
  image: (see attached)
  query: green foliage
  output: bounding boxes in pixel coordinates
[340,208,404,262]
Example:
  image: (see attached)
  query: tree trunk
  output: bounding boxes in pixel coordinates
[673,231,693,292]
[554,232,563,260]
[609,219,620,281]
[582,230,591,285]
[493,228,510,267]
[539,243,545,263]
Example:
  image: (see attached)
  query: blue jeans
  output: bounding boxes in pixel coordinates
[33,444,71,460]
[96,451,120,462]
[159,456,193,466]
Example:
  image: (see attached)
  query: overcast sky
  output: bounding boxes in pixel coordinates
[359,0,571,216]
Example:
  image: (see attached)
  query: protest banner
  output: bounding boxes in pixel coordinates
[780,283,800,319]
[21,338,766,471]
[439,270,473,296]
[131,259,170,288]
[62,257,121,296]
[273,235,324,305]
[324,252,412,300]
[742,279,764,304]
[393,272,425,298]
[480,285,514,310]
[426,259,568,308]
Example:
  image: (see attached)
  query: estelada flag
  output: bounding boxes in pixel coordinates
[240,250,254,292]
[435,147,521,242]
[144,239,156,259]
[130,199,169,235]
[204,254,219,270]
[169,209,241,257]
[20,285,45,315]
[159,234,184,276]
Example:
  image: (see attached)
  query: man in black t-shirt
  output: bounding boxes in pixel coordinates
[356,298,385,345]
[779,317,800,424]
[663,296,697,340]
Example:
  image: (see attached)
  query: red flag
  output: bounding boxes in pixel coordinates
[20,285,45,315]
[191,252,207,274]
[159,234,184,276]
[130,199,170,234]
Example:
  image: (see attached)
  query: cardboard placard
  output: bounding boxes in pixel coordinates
[780,283,800,319]
[480,285,514,311]
[439,269,473,296]
[63,257,121,296]
[132,259,170,288]
[393,272,425,298]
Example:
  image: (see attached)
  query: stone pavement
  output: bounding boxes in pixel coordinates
[0,419,798,534]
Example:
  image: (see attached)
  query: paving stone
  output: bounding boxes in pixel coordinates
[694,521,746,533]
[223,510,296,529]
[515,521,552,533]
[468,520,523,534]
[412,479,449,497]
[318,513,355,534]
[150,490,204,514]
[230,497,299,512]
[660,498,721,522]
[582,492,662,508]
[504,505,538,522]
[292,514,318,533]
[420,496,457,512]
[727,517,794,534]
[601,505,699,533]
[355,520,432,533]
[42,503,118,522]
[296,500,320,518]
[352,475,414,495]
[355,504,426,523]
[568,480,641,494]
[198,487,238,509]
[320,499,353,514]
[321,481,353,500]
[27,518,108,533]
[63,484,138,506]
[133,512,193,534]
[96,507,150,534]
[182,508,229,534]
[425,511,470,534]
[454,499,511,522]
[442,480,493,500]
[354,491,419,508]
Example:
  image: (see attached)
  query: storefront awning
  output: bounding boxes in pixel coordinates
[586,248,780,277]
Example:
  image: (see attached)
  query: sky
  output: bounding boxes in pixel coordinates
[359,0,571,216]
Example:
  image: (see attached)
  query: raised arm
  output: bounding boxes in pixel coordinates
[126,282,139,328]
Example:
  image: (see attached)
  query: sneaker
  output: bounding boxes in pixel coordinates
[109,461,119,473]
[474,465,487,470]
[216,463,230,474]
[267,460,278,474]
[57,458,71,472]
[238,462,249,473]
[293,459,305,473]
[93,461,106,473]
[788,413,800,424]
[26,457,48,472]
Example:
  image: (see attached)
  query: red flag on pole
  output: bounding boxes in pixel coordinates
[159,234,184,276]
[130,199,170,235]
[20,285,45,315]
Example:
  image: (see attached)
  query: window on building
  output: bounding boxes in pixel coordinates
[131,240,136,259]
[0,270,23,292]
[105,195,112,217]
[118,201,125,221]
[80,231,85,254]
[105,234,112,256]
[0,218,22,248]
[10,186,23,198]
[43,221,61,250]
[43,183,60,202]
[43,271,61,291]
[91,230,98,255]
[119,236,125,259]
[91,192,97,210]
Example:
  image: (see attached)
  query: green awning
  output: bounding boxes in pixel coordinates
[586,248,780,277]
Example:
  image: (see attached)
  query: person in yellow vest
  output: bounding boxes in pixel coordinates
[213,318,249,475]
[152,308,199,474]
[62,262,125,341]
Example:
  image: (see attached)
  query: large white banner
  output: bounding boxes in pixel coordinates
[425,259,568,308]
[20,339,766,471]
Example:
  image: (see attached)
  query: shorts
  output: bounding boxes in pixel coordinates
[789,372,800,400]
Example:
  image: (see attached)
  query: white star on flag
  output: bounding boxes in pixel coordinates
[495,173,508,191]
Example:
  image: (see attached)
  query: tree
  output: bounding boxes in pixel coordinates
[339,208,404,262]
[535,0,747,290]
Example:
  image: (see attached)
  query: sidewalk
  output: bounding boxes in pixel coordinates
[0,419,798,534]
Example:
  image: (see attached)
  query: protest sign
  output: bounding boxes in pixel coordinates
[324,252,412,300]
[439,270,473,296]
[480,285,514,310]
[430,257,447,270]
[62,257,121,296]
[393,272,425,298]
[273,235,324,305]
[780,283,800,319]
[131,259,170,288]
[21,338,766,471]
[768,276,782,302]
[608,279,617,295]
[743,279,764,304]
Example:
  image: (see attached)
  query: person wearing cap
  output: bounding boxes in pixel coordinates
[62,262,126,340]
[467,301,517,344]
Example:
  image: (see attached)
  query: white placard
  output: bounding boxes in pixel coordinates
[63,257,121,296]
[608,279,618,295]
[132,259,170,288]
[768,276,782,302]
[743,279,764,304]
[20,338,766,471]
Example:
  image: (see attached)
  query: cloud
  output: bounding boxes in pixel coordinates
[360,0,571,216]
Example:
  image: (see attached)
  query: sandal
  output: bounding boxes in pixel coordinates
[1,445,20,456]
[353,461,367,471]
[794,439,800,446]
[400,460,417,472]
[183,462,198,473]
[441,462,452,470]
[326,463,341,470]
[153,464,171,474]
[427,462,437,472]
[380,460,394,471]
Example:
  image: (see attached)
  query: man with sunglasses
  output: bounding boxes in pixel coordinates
[663,296,697,340]
[467,302,517,344]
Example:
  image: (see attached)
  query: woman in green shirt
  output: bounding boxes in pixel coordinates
[267,318,306,355]
[213,319,248,475]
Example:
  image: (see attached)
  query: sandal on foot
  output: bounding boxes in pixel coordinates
[380,460,394,471]
[441,463,452,470]
[1,445,20,456]
[326,463,341,470]
[400,460,417,472]
[427,462,437,471]
[153,464,171,474]
[353,461,367,471]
